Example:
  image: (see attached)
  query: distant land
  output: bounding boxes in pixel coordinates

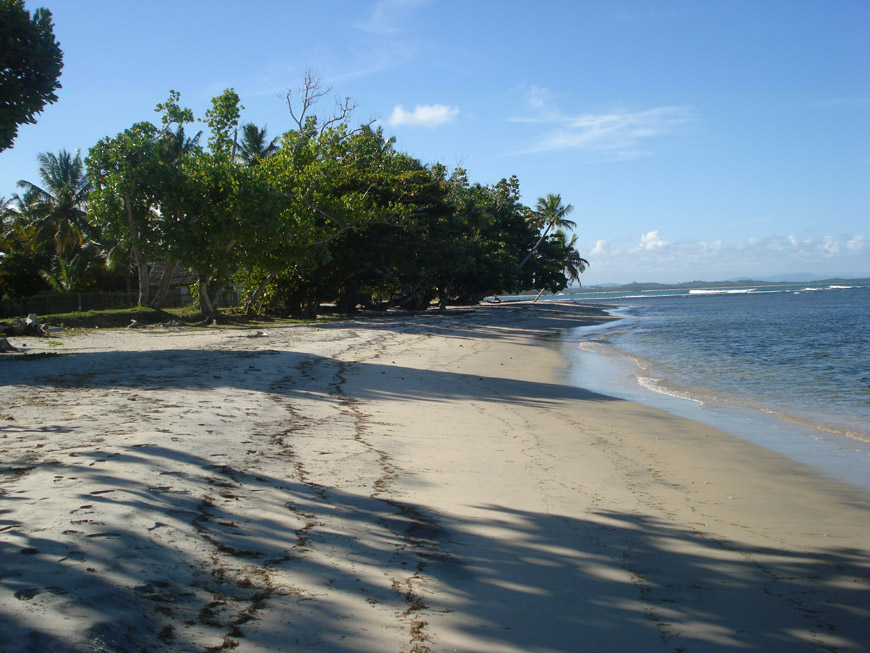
[579,276,869,293]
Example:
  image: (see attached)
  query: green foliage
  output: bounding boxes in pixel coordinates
[13,84,589,319]
[204,88,243,155]
[0,0,63,152]
[237,123,278,167]
[0,235,52,299]
[13,149,92,264]
[154,90,194,127]
[38,251,89,291]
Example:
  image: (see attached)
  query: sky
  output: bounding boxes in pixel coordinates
[2,0,868,285]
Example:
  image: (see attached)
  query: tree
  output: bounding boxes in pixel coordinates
[14,149,92,265]
[204,88,242,156]
[519,193,577,268]
[0,0,63,152]
[86,91,196,306]
[236,123,278,167]
[528,229,589,300]
[87,122,163,306]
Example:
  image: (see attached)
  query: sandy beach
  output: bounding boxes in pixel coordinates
[1,302,868,652]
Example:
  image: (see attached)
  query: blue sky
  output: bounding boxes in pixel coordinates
[2,0,867,284]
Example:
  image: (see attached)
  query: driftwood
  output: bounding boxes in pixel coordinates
[0,337,18,353]
[0,315,47,352]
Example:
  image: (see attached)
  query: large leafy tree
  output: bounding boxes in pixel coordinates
[0,0,63,152]
[86,92,195,305]
[87,121,165,306]
[77,82,589,318]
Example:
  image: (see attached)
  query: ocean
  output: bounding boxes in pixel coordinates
[550,282,870,490]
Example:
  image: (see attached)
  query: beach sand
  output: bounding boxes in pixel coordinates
[0,302,867,652]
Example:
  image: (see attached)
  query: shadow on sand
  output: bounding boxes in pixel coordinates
[2,443,868,651]
[2,313,868,650]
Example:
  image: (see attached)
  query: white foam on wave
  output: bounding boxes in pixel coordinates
[635,374,704,405]
[620,293,687,299]
[688,288,755,295]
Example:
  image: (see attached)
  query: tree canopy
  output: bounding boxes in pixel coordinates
[3,83,590,318]
[0,0,63,153]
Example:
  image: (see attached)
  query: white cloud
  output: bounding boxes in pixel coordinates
[591,239,610,256]
[822,235,840,256]
[578,231,868,284]
[847,234,866,252]
[638,230,668,250]
[512,87,695,159]
[389,104,459,127]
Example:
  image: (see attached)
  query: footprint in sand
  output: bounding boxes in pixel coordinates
[14,587,66,601]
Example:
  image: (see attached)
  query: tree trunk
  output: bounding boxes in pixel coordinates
[242,271,276,315]
[198,277,218,323]
[519,221,554,269]
[150,259,177,308]
[131,244,150,306]
[124,193,150,305]
[438,277,455,310]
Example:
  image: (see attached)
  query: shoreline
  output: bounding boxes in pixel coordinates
[1,302,868,651]
[555,313,870,492]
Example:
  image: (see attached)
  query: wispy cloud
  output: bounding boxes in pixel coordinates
[512,87,695,159]
[813,97,870,109]
[389,104,459,127]
[356,0,431,36]
[311,0,431,85]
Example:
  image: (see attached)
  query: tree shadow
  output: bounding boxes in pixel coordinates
[2,443,868,651]
[0,347,621,407]
[319,301,616,344]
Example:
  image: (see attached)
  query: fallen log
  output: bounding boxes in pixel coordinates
[0,337,18,353]
[0,314,47,338]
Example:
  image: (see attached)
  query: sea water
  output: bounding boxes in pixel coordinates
[551,282,870,489]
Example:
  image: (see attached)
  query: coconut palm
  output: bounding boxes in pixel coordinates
[560,231,590,284]
[519,193,577,268]
[162,123,202,156]
[236,123,279,167]
[14,149,92,265]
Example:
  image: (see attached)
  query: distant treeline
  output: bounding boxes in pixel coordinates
[0,80,588,321]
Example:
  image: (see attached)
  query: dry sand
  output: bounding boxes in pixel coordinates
[0,302,868,652]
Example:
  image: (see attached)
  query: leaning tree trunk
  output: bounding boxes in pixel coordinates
[242,271,276,315]
[519,221,554,269]
[150,259,178,309]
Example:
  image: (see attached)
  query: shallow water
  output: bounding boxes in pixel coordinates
[552,282,870,490]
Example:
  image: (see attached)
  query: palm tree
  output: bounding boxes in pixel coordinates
[14,149,92,265]
[531,230,590,301]
[559,231,590,283]
[236,123,278,167]
[162,123,202,156]
[38,250,90,292]
[519,193,577,268]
